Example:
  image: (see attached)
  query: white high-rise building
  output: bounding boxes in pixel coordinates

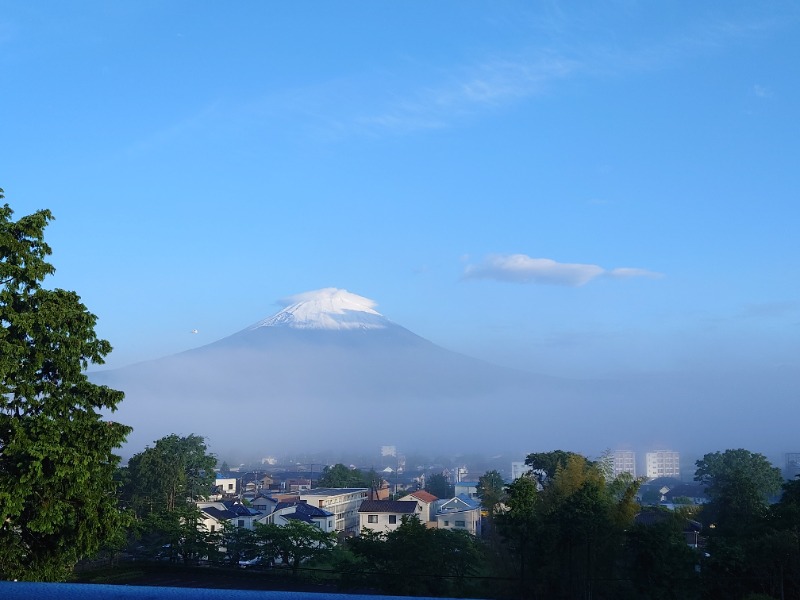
[646,450,680,479]
[612,450,636,478]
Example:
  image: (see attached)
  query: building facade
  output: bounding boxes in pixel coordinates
[645,450,680,479]
[612,451,637,478]
[298,487,369,535]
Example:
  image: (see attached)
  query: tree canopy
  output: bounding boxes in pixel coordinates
[476,469,505,517]
[123,433,216,518]
[0,192,131,581]
[317,463,381,491]
[424,473,453,499]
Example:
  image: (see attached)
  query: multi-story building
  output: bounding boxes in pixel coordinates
[645,450,680,479]
[298,487,369,535]
[612,450,637,478]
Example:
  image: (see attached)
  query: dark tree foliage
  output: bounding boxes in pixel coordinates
[317,463,372,488]
[253,520,335,573]
[524,450,585,487]
[695,449,782,534]
[694,449,785,599]
[622,509,700,600]
[0,192,131,581]
[476,469,506,518]
[495,452,642,599]
[345,515,485,597]
[425,473,453,499]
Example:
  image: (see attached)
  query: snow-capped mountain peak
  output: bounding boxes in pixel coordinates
[250,288,390,331]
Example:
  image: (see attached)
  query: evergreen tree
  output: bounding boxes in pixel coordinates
[0,192,131,581]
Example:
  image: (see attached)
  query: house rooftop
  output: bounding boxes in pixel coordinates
[405,490,437,503]
[201,506,238,522]
[300,487,368,496]
[358,500,418,514]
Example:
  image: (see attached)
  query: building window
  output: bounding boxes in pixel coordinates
[388,515,397,524]
[238,520,245,528]
[368,515,378,523]
[210,525,216,532]
[455,520,465,527]
[228,483,234,490]
[444,520,449,526]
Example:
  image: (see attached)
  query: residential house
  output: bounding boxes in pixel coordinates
[197,500,261,531]
[298,488,369,535]
[435,495,482,536]
[256,501,336,534]
[214,474,238,497]
[358,500,418,534]
[398,490,438,523]
[250,494,279,513]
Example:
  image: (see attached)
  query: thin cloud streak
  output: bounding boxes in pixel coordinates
[463,254,663,287]
[356,55,579,134]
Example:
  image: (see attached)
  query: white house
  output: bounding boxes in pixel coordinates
[358,500,418,534]
[214,474,238,497]
[197,500,261,531]
[435,495,482,536]
[298,488,369,535]
[256,501,336,534]
[398,490,438,523]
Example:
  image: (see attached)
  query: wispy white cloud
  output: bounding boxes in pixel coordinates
[463,253,662,286]
[753,84,772,98]
[355,55,579,134]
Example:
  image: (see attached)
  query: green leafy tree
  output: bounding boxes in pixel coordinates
[476,469,506,518]
[425,473,453,499]
[494,475,540,598]
[495,451,641,600]
[255,520,335,574]
[347,515,484,597]
[524,450,585,487]
[622,509,700,600]
[141,504,215,564]
[0,193,131,581]
[695,449,784,599]
[318,463,368,488]
[216,521,258,567]
[695,449,782,534]
[124,433,216,518]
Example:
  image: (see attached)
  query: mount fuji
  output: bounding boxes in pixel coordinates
[92,288,620,458]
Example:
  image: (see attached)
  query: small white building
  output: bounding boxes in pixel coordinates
[215,474,238,496]
[398,490,438,523]
[358,500,418,534]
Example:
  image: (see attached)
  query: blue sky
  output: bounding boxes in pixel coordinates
[1,1,798,385]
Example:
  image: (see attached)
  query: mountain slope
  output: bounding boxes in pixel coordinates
[93,288,596,456]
